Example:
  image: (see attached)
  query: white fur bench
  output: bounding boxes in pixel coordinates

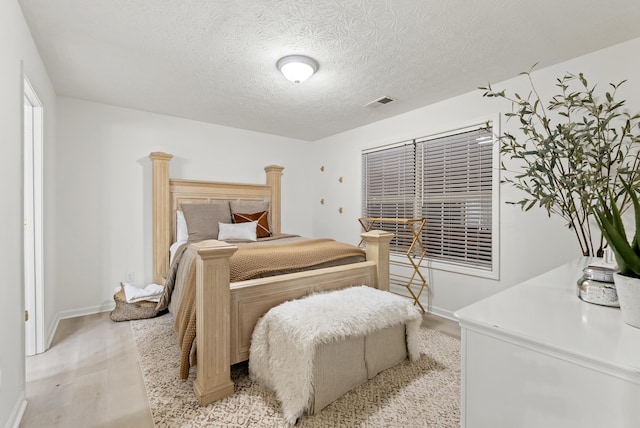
[249,285,422,424]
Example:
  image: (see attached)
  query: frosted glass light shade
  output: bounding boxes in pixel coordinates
[277,55,318,83]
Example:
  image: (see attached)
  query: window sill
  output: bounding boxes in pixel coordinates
[390,253,499,280]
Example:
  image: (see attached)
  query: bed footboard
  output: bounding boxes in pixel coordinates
[190,230,393,406]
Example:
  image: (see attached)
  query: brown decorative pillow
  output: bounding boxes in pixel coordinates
[181,201,232,241]
[233,211,271,238]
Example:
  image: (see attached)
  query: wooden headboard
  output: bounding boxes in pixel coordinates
[149,152,284,283]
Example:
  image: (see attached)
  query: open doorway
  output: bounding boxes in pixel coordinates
[24,76,44,356]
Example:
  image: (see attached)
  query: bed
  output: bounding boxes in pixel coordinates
[149,152,394,406]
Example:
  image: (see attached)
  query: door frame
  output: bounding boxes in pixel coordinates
[23,75,44,355]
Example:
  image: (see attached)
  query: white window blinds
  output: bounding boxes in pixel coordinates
[362,125,494,270]
[361,142,418,252]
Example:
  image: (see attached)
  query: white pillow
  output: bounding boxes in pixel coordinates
[176,210,188,243]
[217,221,257,242]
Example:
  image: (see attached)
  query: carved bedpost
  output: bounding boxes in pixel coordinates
[150,152,173,284]
[361,230,394,291]
[191,240,238,406]
[265,165,284,235]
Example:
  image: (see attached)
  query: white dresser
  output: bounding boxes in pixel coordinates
[455,258,640,428]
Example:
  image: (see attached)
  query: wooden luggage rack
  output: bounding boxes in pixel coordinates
[358,217,427,312]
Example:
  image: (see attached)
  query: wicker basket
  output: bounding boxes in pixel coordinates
[110,284,160,322]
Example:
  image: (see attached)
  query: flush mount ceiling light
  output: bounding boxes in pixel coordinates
[277,55,318,83]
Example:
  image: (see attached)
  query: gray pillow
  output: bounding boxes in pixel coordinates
[181,201,232,242]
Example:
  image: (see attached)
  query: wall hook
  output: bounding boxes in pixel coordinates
[338,207,343,214]
[338,177,343,183]
[320,199,325,205]
[320,166,325,172]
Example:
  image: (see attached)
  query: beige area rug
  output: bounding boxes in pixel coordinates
[131,313,461,427]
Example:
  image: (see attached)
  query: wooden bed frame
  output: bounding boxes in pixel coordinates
[149,152,394,406]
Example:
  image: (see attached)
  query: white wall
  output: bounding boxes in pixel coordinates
[0,1,56,427]
[54,98,313,318]
[311,37,640,318]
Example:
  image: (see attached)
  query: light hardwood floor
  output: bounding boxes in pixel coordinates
[20,310,460,427]
[20,313,153,428]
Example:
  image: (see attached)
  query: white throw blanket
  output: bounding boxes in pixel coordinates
[249,285,422,424]
[118,282,164,303]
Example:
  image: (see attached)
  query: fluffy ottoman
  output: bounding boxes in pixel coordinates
[249,285,422,424]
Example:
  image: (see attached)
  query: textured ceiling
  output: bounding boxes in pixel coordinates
[18,0,640,141]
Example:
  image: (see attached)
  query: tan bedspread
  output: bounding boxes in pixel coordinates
[230,238,365,281]
[157,238,366,379]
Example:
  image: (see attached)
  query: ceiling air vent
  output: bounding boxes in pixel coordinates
[365,96,395,108]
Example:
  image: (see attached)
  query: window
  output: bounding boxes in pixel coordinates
[362,123,498,276]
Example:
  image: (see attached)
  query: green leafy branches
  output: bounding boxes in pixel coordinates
[480,67,640,257]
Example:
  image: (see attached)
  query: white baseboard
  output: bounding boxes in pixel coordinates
[46,301,116,350]
[5,393,26,428]
[45,317,59,350]
[426,306,458,322]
